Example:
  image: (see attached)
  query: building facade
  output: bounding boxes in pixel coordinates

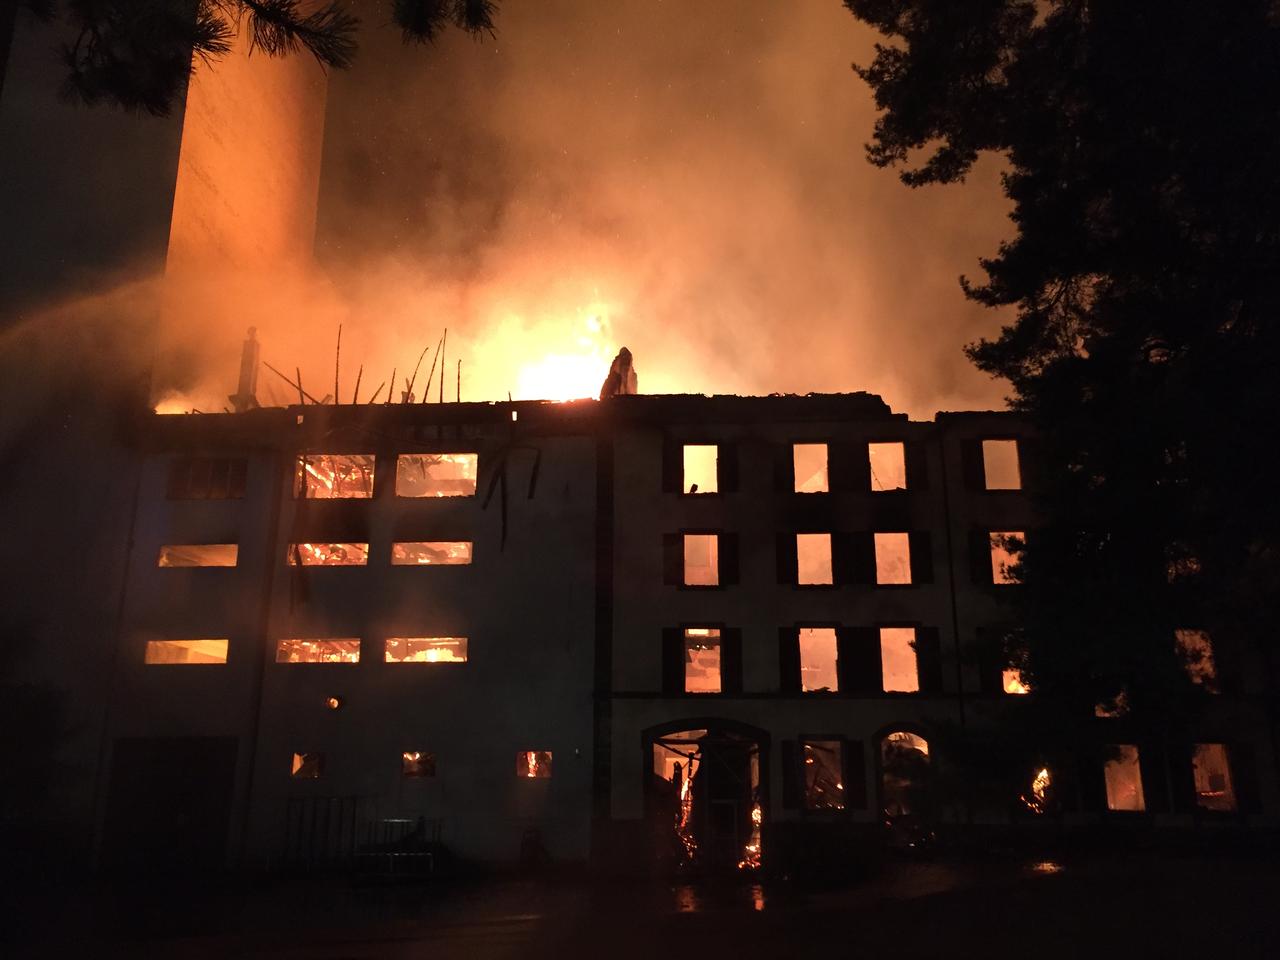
[94,392,1277,875]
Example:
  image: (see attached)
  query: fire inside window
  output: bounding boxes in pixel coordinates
[874,532,912,584]
[982,439,1022,490]
[157,544,238,567]
[402,751,437,778]
[517,751,552,778]
[880,627,919,693]
[799,628,838,692]
[1104,744,1146,811]
[144,639,229,664]
[1192,743,1236,812]
[288,543,369,566]
[802,740,845,810]
[683,534,719,586]
[683,628,721,694]
[385,638,468,663]
[792,443,828,493]
[391,541,473,565]
[275,639,361,663]
[989,532,1025,584]
[290,753,323,779]
[396,453,478,498]
[1175,628,1219,692]
[796,533,834,585]
[294,454,375,499]
[1003,668,1031,695]
[868,441,907,491]
[682,445,718,494]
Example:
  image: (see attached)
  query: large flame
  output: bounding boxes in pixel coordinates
[510,311,614,401]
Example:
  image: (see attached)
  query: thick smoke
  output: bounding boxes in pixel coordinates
[152,0,1014,418]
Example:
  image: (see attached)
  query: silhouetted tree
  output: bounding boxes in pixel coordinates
[846,1,1280,787]
[0,0,500,115]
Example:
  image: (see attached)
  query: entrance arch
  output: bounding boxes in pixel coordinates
[641,718,770,873]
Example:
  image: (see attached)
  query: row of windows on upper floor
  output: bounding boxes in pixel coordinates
[166,453,478,500]
[163,438,1025,501]
[668,530,1026,587]
[151,528,1025,585]
[670,438,1023,495]
[143,626,1218,703]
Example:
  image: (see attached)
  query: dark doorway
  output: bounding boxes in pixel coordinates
[101,736,238,876]
[647,724,764,873]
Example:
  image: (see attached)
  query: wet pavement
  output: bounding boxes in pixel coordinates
[9,853,1280,958]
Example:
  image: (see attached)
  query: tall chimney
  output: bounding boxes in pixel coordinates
[229,327,261,412]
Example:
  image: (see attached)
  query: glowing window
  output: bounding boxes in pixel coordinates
[799,627,838,692]
[144,639,228,664]
[384,638,468,663]
[275,639,361,663]
[802,740,845,810]
[874,532,912,584]
[796,533,833,585]
[290,752,323,779]
[793,443,828,493]
[288,542,368,566]
[1104,745,1146,811]
[880,627,919,693]
[989,532,1024,584]
[157,544,238,567]
[1175,629,1218,691]
[683,534,719,586]
[294,454,374,499]
[982,439,1022,490]
[1192,744,1236,812]
[682,445,718,494]
[391,541,473,565]
[518,750,552,778]
[1003,668,1031,695]
[868,442,907,491]
[402,751,436,778]
[396,453,477,498]
[683,628,721,693]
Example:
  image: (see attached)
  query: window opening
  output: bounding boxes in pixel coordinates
[880,627,919,692]
[868,442,907,491]
[294,454,374,498]
[682,445,718,494]
[157,544,238,567]
[793,443,828,493]
[799,627,838,692]
[396,453,477,497]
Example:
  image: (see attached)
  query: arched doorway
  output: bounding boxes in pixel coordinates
[879,729,932,819]
[643,719,768,873]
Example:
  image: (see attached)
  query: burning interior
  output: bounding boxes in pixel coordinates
[650,728,762,872]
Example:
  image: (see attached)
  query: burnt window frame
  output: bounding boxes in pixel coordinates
[779,621,843,696]
[166,456,248,500]
[663,622,743,696]
[961,435,1027,494]
[789,734,866,815]
[392,450,481,500]
[662,529,739,590]
[786,440,832,495]
[663,436,739,496]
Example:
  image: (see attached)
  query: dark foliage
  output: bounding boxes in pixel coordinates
[393,0,497,44]
[33,0,500,116]
[847,0,1280,780]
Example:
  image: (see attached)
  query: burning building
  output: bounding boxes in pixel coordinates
[87,389,1276,874]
